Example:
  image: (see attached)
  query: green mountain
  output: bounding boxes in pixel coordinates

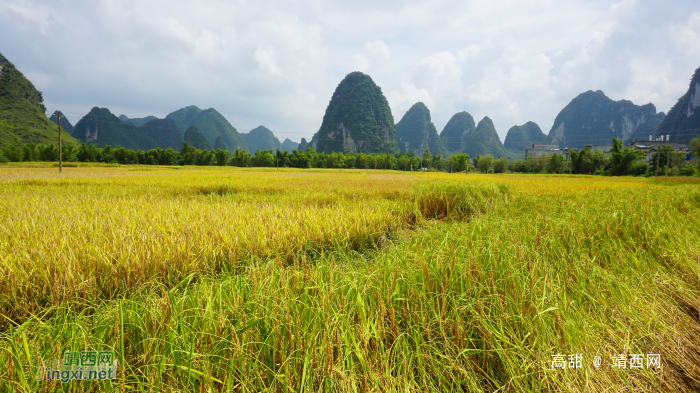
[464,117,509,158]
[183,125,211,150]
[72,107,182,150]
[656,65,700,141]
[504,121,548,157]
[395,102,444,155]
[165,105,247,152]
[439,111,476,155]
[548,90,664,149]
[49,110,75,135]
[281,138,299,152]
[242,126,281,152]
[0,52,78,147]
[119,114,159,127]
[313,72,398,153]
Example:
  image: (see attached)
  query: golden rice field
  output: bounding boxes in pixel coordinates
[1,165,699,392]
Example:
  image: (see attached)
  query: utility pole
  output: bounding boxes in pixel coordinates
[665,147,671,176]
[57,112,62,173]
[654,147,660,177]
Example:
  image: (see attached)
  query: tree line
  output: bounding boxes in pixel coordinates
[1,137,698,176]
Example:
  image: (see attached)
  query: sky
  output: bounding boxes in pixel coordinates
[1,0,699,144]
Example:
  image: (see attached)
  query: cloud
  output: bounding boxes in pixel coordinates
[254,49,282,75]
[364,40,390,58]
[0,0,698,143]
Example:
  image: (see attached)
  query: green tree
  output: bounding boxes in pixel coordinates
[422,148,431,169]
[197,149,214,166]
[609,137,643,176]
[229,149,252,167]
[62,145,75,162]
[101,145,113,163]
[112,146,128,164]
[3,146,21,162]
[546,153,567,174]
[37,144,58,161]
[275,150,290,168]
[161,148,178,165]
[22,143,36,161]
[478,154,494,173]
[689,136,700,172]
[449,153,470,173]
[510,159,527,173]
[178,142,197,165]
[493,157,508,173]
[215,149,229,166]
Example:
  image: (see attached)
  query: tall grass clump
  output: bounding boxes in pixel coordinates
[411,180,513,220]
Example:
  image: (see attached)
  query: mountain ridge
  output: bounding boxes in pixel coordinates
[166,105,247,152]
[242,126,281,152]
[72,107,181,150]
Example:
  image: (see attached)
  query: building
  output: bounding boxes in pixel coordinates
[628,138,691,163]
[525,143,570,161]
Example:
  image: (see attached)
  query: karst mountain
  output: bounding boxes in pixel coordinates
[548,90,665,149]
[312,72,398,154]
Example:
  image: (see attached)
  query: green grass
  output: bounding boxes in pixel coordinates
[0,168,699,392]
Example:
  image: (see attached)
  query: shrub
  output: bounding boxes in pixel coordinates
[679,162,699,177]
[630,161,648,176]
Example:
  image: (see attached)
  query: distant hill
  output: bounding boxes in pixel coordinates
[504,121,548,157]
[119,114,159,127]
[464,117,509,158]
[0,52,78,147]
[312,72,398,153]
[656,65,700,141]
[395,102,444,155]
[165,105,247,152]
[439,111,476,156]
[548,90,665,149]
[72,107,182,150]
[183,125,211,150]
[281,138,299,152]
[299,138,309,151]
[49,110,75,135]
[242,126,281,152]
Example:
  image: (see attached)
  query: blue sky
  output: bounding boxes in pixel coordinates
[1,0,699,143]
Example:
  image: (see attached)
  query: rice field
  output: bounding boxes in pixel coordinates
[0,165,699,392]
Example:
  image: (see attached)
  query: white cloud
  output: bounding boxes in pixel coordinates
[364,40,391,58]
[255,49,282,75]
